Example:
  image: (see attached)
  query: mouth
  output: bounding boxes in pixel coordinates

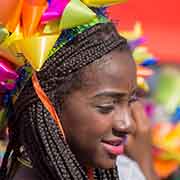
[101,135,127,156]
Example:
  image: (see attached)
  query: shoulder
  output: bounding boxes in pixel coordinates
[116,155,146,180]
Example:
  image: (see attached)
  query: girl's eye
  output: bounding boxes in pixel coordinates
[96,105,114,114]
[128,94,138,104]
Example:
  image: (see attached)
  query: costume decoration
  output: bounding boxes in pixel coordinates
[0,0,23,32]
[0,1,126,169]
[0,58,19,91]
[40,0,96,30]
[0,3,157,179]
[150,67,180,178]
[21,0,48,36]
[119,22,156,91]
[0,27,9,44]
[82,0,127,7]
[9,34,59,70]
[0,3,156,136]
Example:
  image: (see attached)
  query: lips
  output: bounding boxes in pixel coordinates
[101,136,127,156]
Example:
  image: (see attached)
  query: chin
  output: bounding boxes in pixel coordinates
[100,162,116,169]
[93,157,117,169]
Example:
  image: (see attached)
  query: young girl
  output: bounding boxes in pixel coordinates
[0,17,158,180]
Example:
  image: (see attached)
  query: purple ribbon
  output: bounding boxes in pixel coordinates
[0,59,18,91]
[41,0,69,24]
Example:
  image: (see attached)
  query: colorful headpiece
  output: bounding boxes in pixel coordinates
[0,5,157,174]
[0,0,125,131]
[0,1,155,135]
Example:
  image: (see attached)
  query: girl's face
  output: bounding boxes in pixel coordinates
[61,50,137,169]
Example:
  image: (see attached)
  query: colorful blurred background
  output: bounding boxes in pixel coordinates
[0,1,180,180]
[108,1,180,179]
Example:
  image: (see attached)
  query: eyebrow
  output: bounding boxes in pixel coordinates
[92,87,138,99]
[93,91,128,99]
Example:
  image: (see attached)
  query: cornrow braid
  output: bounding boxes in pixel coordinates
[1,22,129,180]
[38,22,129,91]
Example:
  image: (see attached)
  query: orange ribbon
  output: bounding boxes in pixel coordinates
[32,72,66,140]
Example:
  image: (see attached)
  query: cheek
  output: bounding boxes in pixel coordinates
[62,106,113,143]
[87,112,113,138]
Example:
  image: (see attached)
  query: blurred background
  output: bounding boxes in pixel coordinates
[0,1,180,180]
[107,1,180,179]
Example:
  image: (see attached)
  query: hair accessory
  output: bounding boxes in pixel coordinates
[0,0,126,135]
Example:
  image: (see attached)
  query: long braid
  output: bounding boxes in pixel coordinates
[1,22,130,179]
[23,104,56,180]
[15,97,120,180]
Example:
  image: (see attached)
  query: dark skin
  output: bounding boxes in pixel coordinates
[60,49,159,179]
[127,102,159,180]
[61,49,137,169]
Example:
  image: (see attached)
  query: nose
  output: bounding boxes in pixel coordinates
[112,105,136,136]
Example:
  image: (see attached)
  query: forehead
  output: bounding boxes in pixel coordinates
[80,49,137,94]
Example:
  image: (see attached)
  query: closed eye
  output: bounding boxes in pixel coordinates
[128,92,139,104]
[96,105,114,114]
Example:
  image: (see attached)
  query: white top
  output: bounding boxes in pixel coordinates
[117,155,146,180]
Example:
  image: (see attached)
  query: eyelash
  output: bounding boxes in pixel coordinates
[128,94,138,104]
[96,105,114,114]
[95,94,139,114]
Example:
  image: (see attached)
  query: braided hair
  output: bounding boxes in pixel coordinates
[1,22,130,180]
